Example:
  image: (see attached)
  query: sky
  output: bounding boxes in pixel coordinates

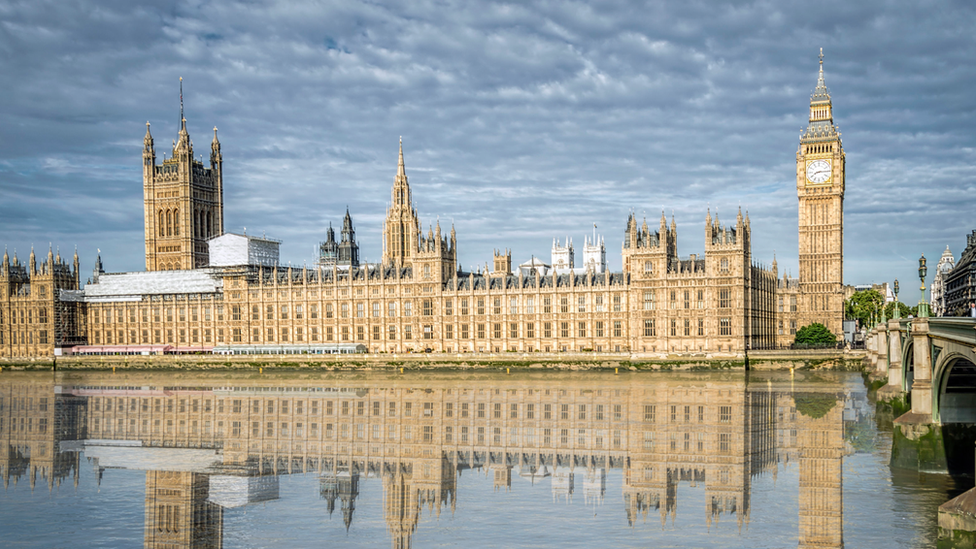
[1,0,974,297]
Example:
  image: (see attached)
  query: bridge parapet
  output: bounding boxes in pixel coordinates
[889,317,976,424]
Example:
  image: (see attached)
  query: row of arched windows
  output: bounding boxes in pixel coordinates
[158,209,180,237]
[806,144,833,154]
[195,208,215,239]
[157,207,216,239]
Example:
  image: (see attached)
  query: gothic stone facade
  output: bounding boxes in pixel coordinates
[0,248,85,358]
[0,56,846,359]
[142,117,224,272]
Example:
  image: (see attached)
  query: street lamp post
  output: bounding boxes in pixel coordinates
[891,279,900,319]
[918,254,929,318]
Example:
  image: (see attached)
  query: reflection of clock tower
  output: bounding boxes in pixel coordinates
[796,50,845,338]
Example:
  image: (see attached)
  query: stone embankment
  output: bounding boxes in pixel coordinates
[1,349,864,372]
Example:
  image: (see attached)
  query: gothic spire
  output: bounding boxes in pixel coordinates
[179,76,185,130]
[811,48,830,103]
[397,136,406,179]
[174,77,191,156]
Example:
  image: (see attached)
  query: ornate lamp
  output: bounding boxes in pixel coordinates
[918,254,929,317]
[892,279,900,319]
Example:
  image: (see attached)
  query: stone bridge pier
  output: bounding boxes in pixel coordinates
[868,317,976,425]
[866,317,976,545]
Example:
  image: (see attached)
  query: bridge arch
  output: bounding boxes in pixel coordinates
[934,351,976,423]
[901,338,914,394]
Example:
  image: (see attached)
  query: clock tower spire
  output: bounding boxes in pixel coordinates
[796,49,845,339]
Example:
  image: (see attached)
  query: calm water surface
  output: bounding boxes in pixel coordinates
[0,369,970,548]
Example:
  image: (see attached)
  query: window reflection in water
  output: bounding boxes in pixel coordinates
[0,372,847,549]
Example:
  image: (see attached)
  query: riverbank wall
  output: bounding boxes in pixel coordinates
[0,349,866,371]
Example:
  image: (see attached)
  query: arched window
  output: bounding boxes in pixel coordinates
[207,210,212,237]
[166,210,172,237]
[158,211,164,236]
[173,209,179,235]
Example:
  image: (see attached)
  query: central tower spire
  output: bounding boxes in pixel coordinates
[397,136,406,179]
[382,138,421,267]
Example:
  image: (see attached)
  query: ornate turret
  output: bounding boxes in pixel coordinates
[318,223,339,267]
[210,127,221,165]
[341,208,354,243]
[29,247,36,275]
[73,247,80,287]
[143,122,155,157]
[2,246,9,278]
[93,250,104,283]
[338,209,360,267]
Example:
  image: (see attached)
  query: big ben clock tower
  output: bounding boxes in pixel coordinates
[796,49,845,338]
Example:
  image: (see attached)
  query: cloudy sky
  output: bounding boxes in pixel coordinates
[1,0,974,294]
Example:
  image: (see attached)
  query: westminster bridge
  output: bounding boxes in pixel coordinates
[864,316,976,425]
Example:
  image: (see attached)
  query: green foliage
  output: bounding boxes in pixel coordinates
[844,417,877,453]
[883,301,913,319]
[794,322,837,346]
[845,289,885,327]
[793,393,839,419]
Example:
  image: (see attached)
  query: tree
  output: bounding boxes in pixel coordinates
[883,301,913,319]
[794,393,840,419]
[844,289,884,328]
[794,322,837,346]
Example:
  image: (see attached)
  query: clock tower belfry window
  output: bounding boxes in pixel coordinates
[795,49,845,339]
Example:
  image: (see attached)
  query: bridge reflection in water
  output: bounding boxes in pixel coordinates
[0,371,849,548]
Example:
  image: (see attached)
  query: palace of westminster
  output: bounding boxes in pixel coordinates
[0,55,847,359]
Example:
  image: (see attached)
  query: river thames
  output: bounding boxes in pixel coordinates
[0,369,969,548]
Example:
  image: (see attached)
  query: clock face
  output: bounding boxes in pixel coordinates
[806,159,831,184]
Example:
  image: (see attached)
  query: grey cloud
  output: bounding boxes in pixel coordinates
[0,0,974,293]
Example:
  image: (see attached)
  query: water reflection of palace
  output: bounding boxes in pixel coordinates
[0,373,847,548]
